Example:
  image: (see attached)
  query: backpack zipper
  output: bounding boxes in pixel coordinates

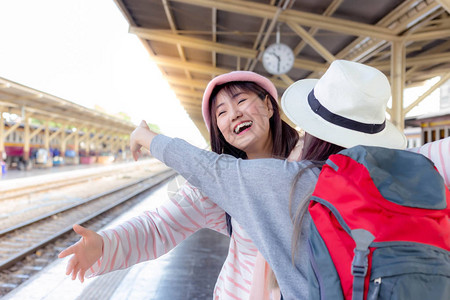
[368,277,382,300]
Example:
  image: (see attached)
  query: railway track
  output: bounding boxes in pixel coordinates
[0,168,176,271]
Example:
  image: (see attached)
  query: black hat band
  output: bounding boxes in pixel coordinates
[308,89,386,134]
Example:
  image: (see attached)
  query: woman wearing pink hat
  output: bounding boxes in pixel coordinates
[123,60,449,299]
[59,71,301,299]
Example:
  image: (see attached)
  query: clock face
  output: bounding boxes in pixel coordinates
[262,43,295,75]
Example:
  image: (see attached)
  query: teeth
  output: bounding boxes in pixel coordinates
[234,121,253,134]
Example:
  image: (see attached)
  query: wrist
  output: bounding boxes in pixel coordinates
[145,130,156,150]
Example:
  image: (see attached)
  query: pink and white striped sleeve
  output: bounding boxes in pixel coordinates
[409,137,450,187]
[86,183,227,277]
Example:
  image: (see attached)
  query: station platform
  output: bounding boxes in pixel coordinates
[0,163,103,180]
[0,159,143,181]
[3,176,230,300]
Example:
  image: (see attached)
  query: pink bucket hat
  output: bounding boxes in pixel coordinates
[202,71,278,131]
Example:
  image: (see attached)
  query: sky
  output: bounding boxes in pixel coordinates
[0,0,207,148]
[0,0,442,147]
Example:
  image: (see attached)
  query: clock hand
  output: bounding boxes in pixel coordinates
[269,52,280,60]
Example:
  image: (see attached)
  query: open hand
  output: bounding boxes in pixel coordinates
[130,120,158,161]
[58,224,103,283]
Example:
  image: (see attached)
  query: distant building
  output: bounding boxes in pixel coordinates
[405,109,450,146]
[441,79,450,110]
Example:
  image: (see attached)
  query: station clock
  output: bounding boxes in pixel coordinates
[262,43,295,75]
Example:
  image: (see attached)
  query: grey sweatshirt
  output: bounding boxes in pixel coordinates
[151,135,321,300]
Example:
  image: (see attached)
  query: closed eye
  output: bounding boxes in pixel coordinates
[217,110,226,117]
[238,98,247,104]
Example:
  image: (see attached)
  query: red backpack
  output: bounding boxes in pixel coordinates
[307,145,450,300]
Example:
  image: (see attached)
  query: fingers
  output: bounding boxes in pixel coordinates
[58,246,74,259]
[79,269,86,283]
[139,120,148,128]
[132,149,141,161]
[59,225,84,258]
[60,234,88,283]
[130,120,151,161]
[72,224,87,236]
[65,255,77,275]
[71,263,80,280]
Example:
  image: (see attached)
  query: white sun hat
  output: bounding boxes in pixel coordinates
[281,60,407,149]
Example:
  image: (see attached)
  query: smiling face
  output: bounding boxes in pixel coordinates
[213,87,274,159]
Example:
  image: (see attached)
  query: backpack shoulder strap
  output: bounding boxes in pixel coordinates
[351,229,375,300]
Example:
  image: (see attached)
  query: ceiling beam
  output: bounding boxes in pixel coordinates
[152,55,233,75]
[180,100,202,108]
[184,109,203,118]
[369,53,450,70]
[293,0,343,55]
[406,68,450,84]
[212,7,217,69]
[404,72,450,114]
[161,0,193,81]
[292,59,327,73]
[130,27,257,59]
[170,0,399,41]
[282,9,398,41]
[245,0,277,71]
[113,0,137,26]
[436,0,450,13]
[286,21,335,63]
[279,74,295,86]
[164,75,290,91]
[325,0,441,64]
[164,77,209,89]
[153,50,326,76]
[171,87,204,98]
[177,96,202,105]
[167,74,290,91]
[403,28,450,41]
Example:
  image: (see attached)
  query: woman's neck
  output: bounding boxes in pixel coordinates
[246,142,273,160]
[246,133,274,160]
[246,151,272,160]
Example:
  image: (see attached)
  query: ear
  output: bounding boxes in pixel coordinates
[265,95,274,118]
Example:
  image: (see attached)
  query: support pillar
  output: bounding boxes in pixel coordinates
[390,41,405,131]
[74,129,79,164]
[44,121,50,151]
[0,110,4,162]
[23,115,30,161]
[60,125,66,158]
[121,139,126,160]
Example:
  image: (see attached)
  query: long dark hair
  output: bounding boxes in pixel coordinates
[208,81,299,235]
[289,132,344,261]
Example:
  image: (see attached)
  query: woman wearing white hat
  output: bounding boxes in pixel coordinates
[124,60,449,299]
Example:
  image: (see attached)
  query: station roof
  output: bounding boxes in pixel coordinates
[113,0,450,139]
[0,77,136,134]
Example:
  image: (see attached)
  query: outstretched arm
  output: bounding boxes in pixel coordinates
[58,183,227,282]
